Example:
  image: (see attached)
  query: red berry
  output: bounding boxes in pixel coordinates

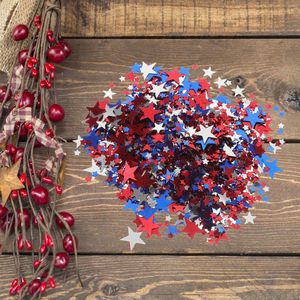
[18,49,29,65]
[55,211,75,229]
[0,205,8,219]
[44,233,54,247]
[17,234,24,250]
[9,285,18,296]
[19,173,27,185]
[28,279,41,296]
[20,277,26,287]
[11,278,18,287]
[46,30,55,42]
[11,190,18,199]
[55,184,63,195]
[25,240,33,250]
[59,40,72,57]
[31,68,38,78]
[12,24,29,41]
[12,147,24,163]
[19,189,28,199]
[41,176,53,185]
[39,282,47,293]
[39,244,46,254]
[45,128,54,138]
[63,234,78,253]
[48,277,56,288]
[19,90,34,108]
[54,252,69,269]
[0,86,11,103]
[6,144,16,155]
[33,260,41,268]
[47,45,65,63]
[31,185,49,205]
[48,104,64,122]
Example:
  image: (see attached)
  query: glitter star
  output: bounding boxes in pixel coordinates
[140,62,157,79]
[202,67,216,78]
[120,227,145,250]
[103,88,116,99]
[243,212,256,224]
[196,125,216,143]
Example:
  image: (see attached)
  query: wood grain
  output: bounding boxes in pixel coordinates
[2,143,298,254]
[1,39,299,139]
[0,255,299,299]
[52,38,300,139]
[61,0,300,37]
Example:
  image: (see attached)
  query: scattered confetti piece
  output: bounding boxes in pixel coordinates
[120,226,145,250]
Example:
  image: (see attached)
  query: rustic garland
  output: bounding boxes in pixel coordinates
[0,0,81,298]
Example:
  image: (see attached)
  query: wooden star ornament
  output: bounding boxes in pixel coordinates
[0,159,24,206]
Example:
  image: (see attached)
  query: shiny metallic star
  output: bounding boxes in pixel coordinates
[150,82,168,98]
[223,143,236,157]
[102,105,116,119]
[120,227,145,250]
[153,123,164,133]
[84,159,101,176]
[232,85,245,97]
[217,193,229,205]
[243,212,256,224]
[133,188,149,202]
[196,125,216,143]
[140,62,157,79]
[96,120,106,129]
[73,135,83,148]
[202,66,216,78]
[74,150,81,156]
[214,77,227,88]
[103,88,116,99]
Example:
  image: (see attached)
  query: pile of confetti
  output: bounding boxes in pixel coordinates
[75,63,285,249]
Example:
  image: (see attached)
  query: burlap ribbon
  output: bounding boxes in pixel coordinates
[0,0,40,75]
[0,107,65,171]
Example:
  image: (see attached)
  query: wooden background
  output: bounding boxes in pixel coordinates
[1,0,300,299]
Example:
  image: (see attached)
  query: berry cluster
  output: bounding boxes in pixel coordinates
[0,3,80,298]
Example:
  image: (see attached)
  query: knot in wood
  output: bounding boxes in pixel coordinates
[233,76,246,87]
[282,88,300,110]
[101,283,119,296]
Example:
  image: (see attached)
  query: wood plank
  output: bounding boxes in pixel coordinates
[0,255,299,299]
[53,38,300,139]
[2,143,298,254]
[61,0,300,37]
[1,39,299,139]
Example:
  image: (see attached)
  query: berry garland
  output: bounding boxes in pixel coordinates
[0,1,81,298]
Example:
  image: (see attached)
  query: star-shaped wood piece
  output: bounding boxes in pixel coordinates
[0,159,24,206]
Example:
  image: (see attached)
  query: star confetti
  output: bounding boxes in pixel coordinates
[77,64,285,246]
